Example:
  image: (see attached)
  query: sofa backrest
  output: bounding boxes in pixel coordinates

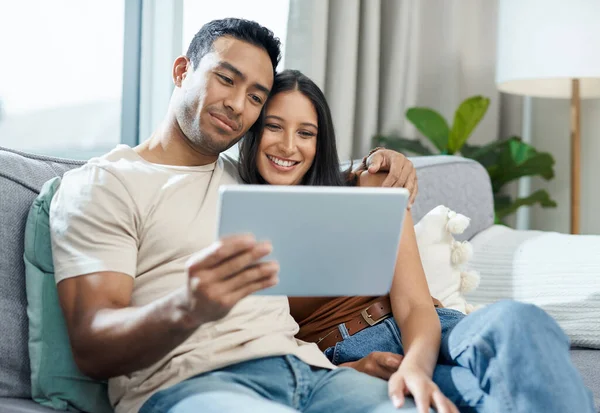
[409,155,494,240]
[0,147,493,399]
[0,147,84,398]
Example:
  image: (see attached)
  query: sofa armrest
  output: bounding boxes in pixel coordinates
[467,225,600,349]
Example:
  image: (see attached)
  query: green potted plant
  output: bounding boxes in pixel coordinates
[373,96,557,224]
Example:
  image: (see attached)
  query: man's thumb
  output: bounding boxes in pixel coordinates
[386,356,401,368]
[376,352,402,368]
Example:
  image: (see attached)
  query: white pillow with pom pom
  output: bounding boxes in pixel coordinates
[414,205,480,314]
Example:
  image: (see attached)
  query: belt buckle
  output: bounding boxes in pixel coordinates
[361,306,388,327]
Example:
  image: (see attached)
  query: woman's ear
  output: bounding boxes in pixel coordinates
[173,56,191,87]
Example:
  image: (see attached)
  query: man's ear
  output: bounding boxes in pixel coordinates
[173,56,191,87]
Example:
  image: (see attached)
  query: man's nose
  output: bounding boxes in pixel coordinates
[224,89,245,115]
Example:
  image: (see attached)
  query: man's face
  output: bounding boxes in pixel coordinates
[174,36,274,156]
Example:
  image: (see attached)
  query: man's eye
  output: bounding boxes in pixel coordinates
[250,95,263,104]
[218,74,233,85]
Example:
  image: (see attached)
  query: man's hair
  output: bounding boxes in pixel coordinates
[186,18,281,72]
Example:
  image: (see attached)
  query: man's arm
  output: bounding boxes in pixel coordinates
[58,236,278,380]
[58,271,194,379]
[51,167,279,379]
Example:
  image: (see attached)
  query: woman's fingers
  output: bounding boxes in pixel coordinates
[390,371,458,413]
[410,384,432,413]
[432,389,459,413]
[388,375,406,408]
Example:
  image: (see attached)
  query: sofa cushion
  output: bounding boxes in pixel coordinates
[0,147,83,398]
[571,349,600,411]
[24,177,111,412]
[0,398,62,413]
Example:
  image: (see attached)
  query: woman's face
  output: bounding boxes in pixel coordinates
[257,90,318,185]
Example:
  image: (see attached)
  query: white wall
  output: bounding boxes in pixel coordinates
[529,98,600,234]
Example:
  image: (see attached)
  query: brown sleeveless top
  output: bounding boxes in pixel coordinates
[295,295,386,343]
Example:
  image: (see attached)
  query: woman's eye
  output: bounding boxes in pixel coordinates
[265,124,281,131]
[218,74,233,85]
[299,130,316,138]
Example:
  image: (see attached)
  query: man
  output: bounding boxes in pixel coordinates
[50,18,443,413]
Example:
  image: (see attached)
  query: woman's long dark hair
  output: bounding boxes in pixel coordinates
[239,69,352,186]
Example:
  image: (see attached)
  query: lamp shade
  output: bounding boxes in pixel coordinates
[496,0,600,98]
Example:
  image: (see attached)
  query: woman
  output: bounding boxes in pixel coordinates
[238,70,595,413]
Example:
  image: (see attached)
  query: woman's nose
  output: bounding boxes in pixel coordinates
[278,131,295,155]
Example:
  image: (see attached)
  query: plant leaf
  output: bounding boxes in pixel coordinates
[461,137,517,161]
[458,142,481,159]
[491,139,555,191]
[448,96,490,154]
[493,193,512,210]
[461,139,511,169]
[495,189,557,221]
[372,135,435,156]
[405,108,450,153]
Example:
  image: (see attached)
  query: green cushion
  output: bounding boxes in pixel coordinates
[24,177,112,413]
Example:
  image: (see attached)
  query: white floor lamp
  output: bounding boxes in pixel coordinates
[495,0,600,234]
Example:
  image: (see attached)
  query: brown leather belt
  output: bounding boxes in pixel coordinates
[316,297,393,352]
[315,296,444,352]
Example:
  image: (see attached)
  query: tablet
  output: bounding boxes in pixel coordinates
[216,185,409,296]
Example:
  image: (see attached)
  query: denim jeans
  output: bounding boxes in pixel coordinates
[324,300,596,413]
[139,354,431,413]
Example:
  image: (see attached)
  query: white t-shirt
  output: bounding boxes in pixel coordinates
[50,145,334,413]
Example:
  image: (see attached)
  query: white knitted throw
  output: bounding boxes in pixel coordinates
[467,225,600,349]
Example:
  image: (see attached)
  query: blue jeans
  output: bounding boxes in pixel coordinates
[139,355,431,413]
[324,300,596,413]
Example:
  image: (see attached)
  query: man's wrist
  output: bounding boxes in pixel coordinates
[170,288,203,332]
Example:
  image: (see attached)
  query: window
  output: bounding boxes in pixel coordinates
[0,1,289,158]
[182,1,290,70]
[0,0,125,159]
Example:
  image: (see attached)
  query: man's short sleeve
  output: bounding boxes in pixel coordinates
[50,165,139,283]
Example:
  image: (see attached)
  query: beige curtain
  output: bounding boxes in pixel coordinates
[284,0,502,160]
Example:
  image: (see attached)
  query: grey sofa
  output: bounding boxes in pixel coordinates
[0,146,598,412]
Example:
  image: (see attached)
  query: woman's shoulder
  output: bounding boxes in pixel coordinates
[358,170,386,187]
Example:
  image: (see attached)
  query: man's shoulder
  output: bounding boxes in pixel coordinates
[63,145,151,186]
[55,146,154,213]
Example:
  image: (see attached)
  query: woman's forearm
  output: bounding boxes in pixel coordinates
[357,171,441,376]
[388,210,442,378]
[392,303,440,377]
